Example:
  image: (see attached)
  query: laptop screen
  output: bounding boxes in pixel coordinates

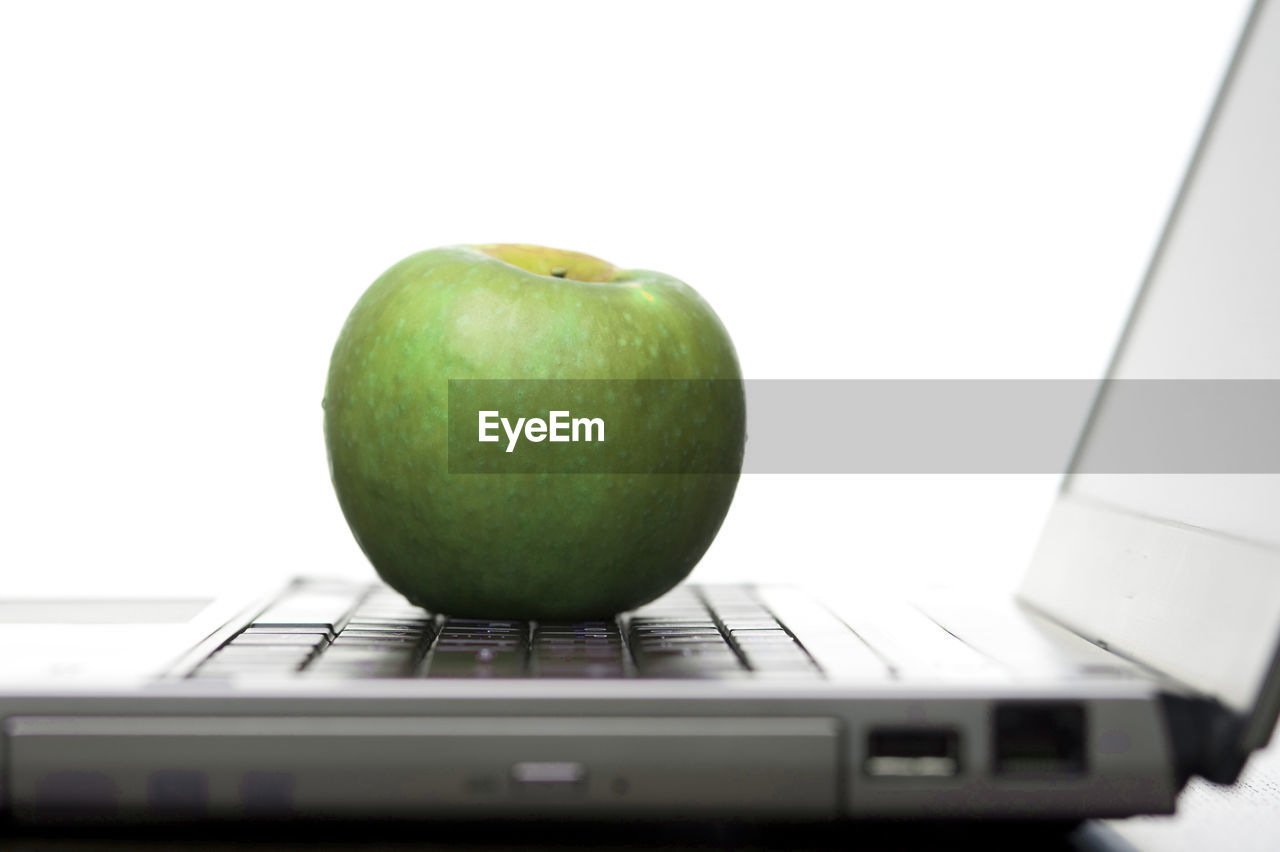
[1023,0,1280,738]
[1065,0,1280,547]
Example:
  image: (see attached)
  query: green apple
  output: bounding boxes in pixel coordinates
[323,244,745,619]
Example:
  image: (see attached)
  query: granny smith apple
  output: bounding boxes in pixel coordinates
[323,244,745,619]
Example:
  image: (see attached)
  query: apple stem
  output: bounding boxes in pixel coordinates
[550,266,568,278]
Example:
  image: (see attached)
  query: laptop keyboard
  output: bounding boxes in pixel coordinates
[187,581,824,681]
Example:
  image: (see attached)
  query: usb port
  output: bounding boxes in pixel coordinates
[993,702,1087,775]
[865,728,960,777]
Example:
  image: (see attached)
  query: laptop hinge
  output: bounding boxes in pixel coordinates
[1160,693,1250,787]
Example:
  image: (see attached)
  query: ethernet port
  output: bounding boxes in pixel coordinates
[993,702,1087,775]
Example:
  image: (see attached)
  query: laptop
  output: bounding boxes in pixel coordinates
[2,0,1278,825]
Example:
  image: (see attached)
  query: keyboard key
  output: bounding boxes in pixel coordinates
[421,614,531,678]
[527,618,626,678]
[742,650,817,669]
[304,646,418,678]
[193,645,316,677]
[352,604,428,615]
[210,645,315,659]
[535,633,620,647]
[310,645,417,662]
[632,628,720,638]
[198,654,312,668]
[197,655,309,669]
[535,661,626,678]
[335,621,424,634]
[728,626,794,636]
[622,595,756,678]
[438,638,526,649]
[537,640,622,652]
[630,622,720,632]
[635,658,749,679]
[629,617,717,626]
[345,618,433,629]
[730,634,804,648]
[720,619,785,631]
[536,638,623,652]
[253,591,359,632]
[438,622,524,635]
[424,648,525,678]
[353,606,433,620]
[535,627,615,636]
[189,667,301,680]
[332,633,423,647]
[633,626,723,637]
[732,635,805,650]
[536,648,623,664]
[635,638,731,652]
[240,625,334,638]
[228,633,328,647]
[448,618,523,629]
[631,645,744,677]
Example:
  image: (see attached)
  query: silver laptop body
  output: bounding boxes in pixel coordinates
[2,0,1278,825]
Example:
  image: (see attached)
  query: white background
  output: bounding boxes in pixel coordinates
[0,1,1252,596]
